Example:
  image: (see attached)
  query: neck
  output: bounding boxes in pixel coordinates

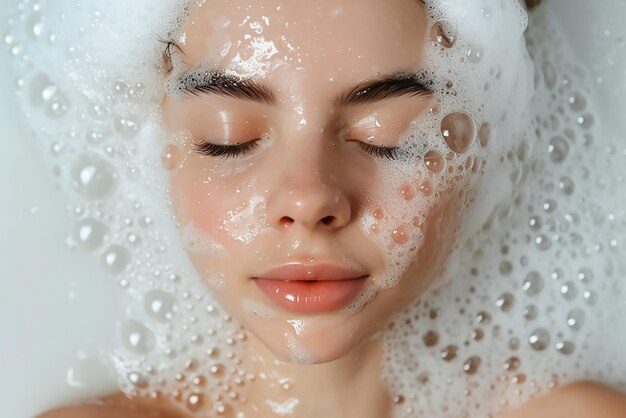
[240,334,392,418]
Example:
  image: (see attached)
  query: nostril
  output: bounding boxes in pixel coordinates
[321,216,335,226]
[279,216,295,227]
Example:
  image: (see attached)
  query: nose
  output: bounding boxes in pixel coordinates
[265,147,352,232]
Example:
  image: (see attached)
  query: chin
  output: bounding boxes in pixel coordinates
[243,306,380,365]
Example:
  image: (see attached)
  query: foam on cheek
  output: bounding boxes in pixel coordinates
[221,194,269,243]
[379,1,626,417]
[8,0,626,416]
[181,221,225,254]
[352,0,534,301]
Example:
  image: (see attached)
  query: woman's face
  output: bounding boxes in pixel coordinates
[162,0,467,363]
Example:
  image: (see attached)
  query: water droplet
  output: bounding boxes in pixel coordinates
[128,83,146,99]
[523,272,544,296]
[209,363,225,376]
[577,113,594,130]
[73,218,107,250]
[127,371,148,388]
[463,356,481,375]
[115,115,141,137]
[424,150,445,173]
[161,144,180,171]
[583,290,598,305]
[186,393,204,411]
[25,11,43,38]
[88,102,111,120]
[577,267,594,283]
[529,328,550,351]
[567,309,585,331]
[478,122,495,147]
[143,290,177,322]
[373,208,386,220]
[419,180,433,196]
[112,80,129,97]
[535,234,552,250]
[126,232,142,247]
[548,136,569,163]
[400,184,415,201]
[496,293,514,312]
[558,176,575,196]
[441,112,475,153]
[524,304,538,320]
[568,92,587,112]
[543,199,557,213]
[504,357,520,372]
[466,44,484,63]
[121,319,155,355]
[556,341,575,355]
[440,345,458,362]
[529,215,542,231]
[70,153,117,200]
[560,281,578,301]
[29,73,55,106]
[476,311,491,324]
[512,373,526,384]
[85,127,108,144]
[192,375,207,387]
[422,330,439,347]
[101,244,131,274]
[472,328,484,341]
[139,216,154,228]
[430,19,456,48]
[391,224,410,244]
[34,77,70,118]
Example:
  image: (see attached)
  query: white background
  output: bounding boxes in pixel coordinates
[0,0,624,417]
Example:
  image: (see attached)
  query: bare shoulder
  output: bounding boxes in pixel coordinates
[36,392,190,418]
[500,381,626,418]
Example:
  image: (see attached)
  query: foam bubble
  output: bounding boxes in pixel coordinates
[7,0,626,417]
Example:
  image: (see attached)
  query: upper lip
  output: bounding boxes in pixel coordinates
[254,263,369,281]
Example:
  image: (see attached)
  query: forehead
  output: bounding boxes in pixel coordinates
[178,0,428,84]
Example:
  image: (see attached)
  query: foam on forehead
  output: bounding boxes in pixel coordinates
[6,0,626,417]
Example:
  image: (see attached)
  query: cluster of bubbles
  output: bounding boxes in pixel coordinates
[381,1,626,417]
[6,0,254,414]
[347,0,535,308]
[5,0,626,417]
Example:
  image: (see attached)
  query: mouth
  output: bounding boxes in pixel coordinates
[252,263,369,313]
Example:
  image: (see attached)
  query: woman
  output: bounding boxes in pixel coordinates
[31,0,626,416]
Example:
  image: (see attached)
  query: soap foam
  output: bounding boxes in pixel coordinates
[6,0,626,417]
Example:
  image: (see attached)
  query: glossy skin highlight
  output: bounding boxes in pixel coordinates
[36,0,626,417]
[161,0,455,366]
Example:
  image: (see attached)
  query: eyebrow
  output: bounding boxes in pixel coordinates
[170,69,432,107]
[333,73,433,107]
[170,70,277,105]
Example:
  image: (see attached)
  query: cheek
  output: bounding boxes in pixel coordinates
[362,159,470,292]
[169,156,266,249]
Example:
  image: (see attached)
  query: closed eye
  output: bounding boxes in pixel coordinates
[192,140,260,159]
[357,142,400,160]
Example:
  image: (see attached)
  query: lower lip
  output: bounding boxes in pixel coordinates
[254,277,368,313]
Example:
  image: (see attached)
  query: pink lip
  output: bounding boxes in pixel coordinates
[253,263,369,313]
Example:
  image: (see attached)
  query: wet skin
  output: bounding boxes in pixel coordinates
[36,0,626,416]
[36,382,626,417]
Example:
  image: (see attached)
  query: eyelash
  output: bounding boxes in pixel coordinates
[357,142,400,160]
[192,140,260,158]
[191,139,400,160]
